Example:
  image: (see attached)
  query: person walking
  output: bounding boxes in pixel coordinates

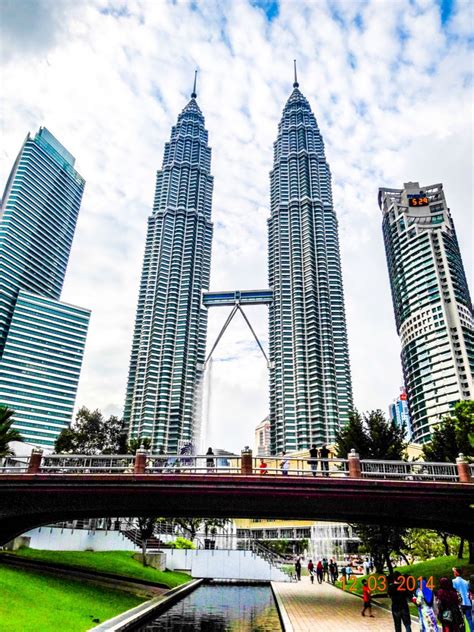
[308,444,318,476]
[319,444,330,477]
[388,572,413,632]
[308,559,315,584]
[322,557,329,582]
[259,458,268,475]
[294,557,302,581]
[280,452,290,476]
[206,447,215,472]
[316,560,323,584]
[469,575,474,626]
[412,577,439,632]
[436,577,464,632]
[329,559,337,584]
[452,567,473,631]
[361,579,374,617]
[363,557,370,575]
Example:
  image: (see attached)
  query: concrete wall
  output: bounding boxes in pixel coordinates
[165,548,289,581]
[24,527,140,552]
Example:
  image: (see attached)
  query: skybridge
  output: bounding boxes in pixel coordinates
[202,289,273,307]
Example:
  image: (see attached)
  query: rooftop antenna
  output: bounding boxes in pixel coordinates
[293,59,299,88]
[191,69,197,98]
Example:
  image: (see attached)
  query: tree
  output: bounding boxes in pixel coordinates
[127,437,152,454]
[337,409,408,573]
[169,518,230,543]
[422,400,474,463]
[54,407,128,454]
[335,409,407,460]
[136,516,157,566]
[401,529,460,563]
[0,405,23,457]
[352,524,408,574]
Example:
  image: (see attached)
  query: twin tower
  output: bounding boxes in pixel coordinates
[124,73,353,455]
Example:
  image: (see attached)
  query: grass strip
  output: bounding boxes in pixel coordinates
[4,548,190,588]
[0,564,143,632]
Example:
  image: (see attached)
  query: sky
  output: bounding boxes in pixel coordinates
[0,0,473,453]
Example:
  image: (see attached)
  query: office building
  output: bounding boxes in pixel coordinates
[389,388,412,441]
[379,182,473,442]
[124,80,213,452]
[268,69,352,453]
[0,127,89,448]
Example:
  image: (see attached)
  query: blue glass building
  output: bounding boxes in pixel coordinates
[268,74,353,453]
[124,84,213,452]
[0,127,89,448]
[388,390,412,441]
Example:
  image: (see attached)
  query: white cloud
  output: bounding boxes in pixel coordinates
[0,0,472,453]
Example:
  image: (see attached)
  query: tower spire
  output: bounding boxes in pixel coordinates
[293,59,299,88]
[191,69,197,99]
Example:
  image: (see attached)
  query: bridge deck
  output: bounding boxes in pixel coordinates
[202,289,273,306]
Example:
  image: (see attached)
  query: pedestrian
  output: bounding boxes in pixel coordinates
[316,560,323,584]
[388,572,413,632]
[308,444,318,476]
[322,557,329,582]
[412,577,439,632]
[361,579,374,617]
[308,559,314,584]
[363,557,370,575]
[329,559,336,584]
[341,565,347,581]
[345,563,352,579]
[153,446,166,474]
[331,559,339,584]
[280,452,290,476]
[469,576,474,625]
[452,567,473,631]
[259,458,268,475]
[295,557,302,581]
[436,577,464,632]
[206,447,215,472]
[369,558,374,573]
[319,444,330,476]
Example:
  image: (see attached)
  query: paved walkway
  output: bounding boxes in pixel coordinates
[272,577,420,632]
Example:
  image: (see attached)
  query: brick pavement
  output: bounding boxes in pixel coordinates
[272,576,420,632]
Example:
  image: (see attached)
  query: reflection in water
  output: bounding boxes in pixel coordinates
[138,584,282,631]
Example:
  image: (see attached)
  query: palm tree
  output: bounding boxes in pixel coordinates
[0,405,23,457]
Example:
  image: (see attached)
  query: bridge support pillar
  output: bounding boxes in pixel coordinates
[456,453,472,483]
[348,449,361,478]
[27,448,43,474]
[241,447,253,475]
[134,448,148,474]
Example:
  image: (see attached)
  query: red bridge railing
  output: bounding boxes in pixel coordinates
[0,449,472,483]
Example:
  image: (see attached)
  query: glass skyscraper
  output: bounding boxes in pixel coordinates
[268,75,352,454]
[388,389,412,441]
[0,127,90,448]
[124,85,213,452]
[379,182,473,442]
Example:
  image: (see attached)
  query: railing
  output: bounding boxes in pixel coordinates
[0,452,470,483]
[360,459,458,481]
[41,454,135,473]
[0,456,30,473]
[252,457,349,478]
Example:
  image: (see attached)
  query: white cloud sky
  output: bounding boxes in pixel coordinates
[0,0,472,453]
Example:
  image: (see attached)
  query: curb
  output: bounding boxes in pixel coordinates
[88,578,204,631]
[271,582,295,632]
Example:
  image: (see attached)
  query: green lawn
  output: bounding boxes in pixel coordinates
[0,565,143,632]
[4,549,191,588]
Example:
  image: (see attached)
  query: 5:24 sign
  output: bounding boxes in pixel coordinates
[408,196,429,207]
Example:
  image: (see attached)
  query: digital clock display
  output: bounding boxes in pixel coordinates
[408,195,429,207]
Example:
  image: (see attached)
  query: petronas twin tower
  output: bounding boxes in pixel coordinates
[124,69,352,454]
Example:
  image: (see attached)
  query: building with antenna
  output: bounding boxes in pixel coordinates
[124,74,214,452]
[268,63,353,453]
[379,182,473,442]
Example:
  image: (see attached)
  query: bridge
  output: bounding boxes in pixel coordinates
[1,450,473,546]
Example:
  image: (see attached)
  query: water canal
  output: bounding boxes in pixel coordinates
[137,583,282,631]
